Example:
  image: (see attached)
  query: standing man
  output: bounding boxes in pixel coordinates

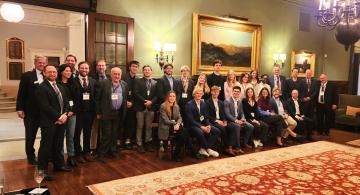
[134,65,158,153]
[301,69,318,120]
[287,89,314,141]
[316,74,338,136]
[207,59,225,100]
[65,54,78,78]
[224,86,254,152]
[73,61,96,163]
[157,64,181,104]
[95,67,128,162]
[179,65,195,119]
[92,59,108,80]
[122,60,139,149]
[16,55,46,165]
[285,68,303,99]
[36,65,71,180]
[269,65,287,99]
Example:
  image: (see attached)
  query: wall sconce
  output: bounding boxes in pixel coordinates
[154,42,176,69]
[273,53,286,67]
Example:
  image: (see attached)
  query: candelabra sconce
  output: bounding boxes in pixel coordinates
[154,42,176,69]
[273,53,286,68]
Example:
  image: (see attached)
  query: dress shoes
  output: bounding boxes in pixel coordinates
[144,143,155,152]
[54,165,72,172]
[27,158,38,166]
[276,143,287,147]
[225,149,236,157]
[234,148,245,155]
[76,155,86,164]
[67,156,77,167]
[137,145,146,153]
[83,154,95,162]
[43,173,54,181]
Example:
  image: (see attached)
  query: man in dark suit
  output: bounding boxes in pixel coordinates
[301,69,319,119]
[122,60,139,149]
[316,74,338,136]
[65,54,79,78]
[157,64,182,104]
[73,61,96,163]
[285,68,303,99]
[206,86,236,156]
[287,89,314,141]
[269,64,287,99]
[95,67,128,162]
[134,65,158,153]
[16,55,46,165]
[179,65,195,119]
[207,59,225,100]
[185,88,221,158]
[36,64,71,180]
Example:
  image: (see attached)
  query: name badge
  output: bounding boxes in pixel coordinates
[251,112,255,117]
[111,93,119,100]
[200,115,204,121]
[182,93,188,98]
[83,93,90,100]
[147,90,150,96]
[69,100,74,107]
[219,86,222,90]
[129,90,132,96]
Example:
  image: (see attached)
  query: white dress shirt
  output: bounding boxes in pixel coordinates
[35,69,44,84]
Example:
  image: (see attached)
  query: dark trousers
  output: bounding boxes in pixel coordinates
[38,124,65,170]
[295,116,313,138]
[212,123,228,148]
[250,120,269,142]
[316,103,334,134]
[172,127,190,157]
[303,100,315,119]
[262,115,287,137]
[124,107,137,142]
[24,115,40,160]
[74,111,94,155]
[189,125,220,149]
[99,115,121,156]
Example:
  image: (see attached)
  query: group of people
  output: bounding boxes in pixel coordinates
[16,56,338,181]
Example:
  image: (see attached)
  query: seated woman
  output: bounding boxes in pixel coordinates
[242,87,269,148]
[158,91,189,162]
[194,72,211,100]
[257,87,300,147]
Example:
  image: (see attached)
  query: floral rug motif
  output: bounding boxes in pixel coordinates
[88,141,360,195]
[347,139,360,147]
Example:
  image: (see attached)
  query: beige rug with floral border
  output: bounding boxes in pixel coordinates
[88,141,360,195]
[346,139,360,147]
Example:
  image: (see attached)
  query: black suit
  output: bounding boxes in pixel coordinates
[157,75,182,104]
[301,78,319,118]
[134,78,158,112]
[36,80,69,170]
[207,73,225,100]
[316,81,338,135]
[16,69,41,161]
[73,76,96,155]
[285,78,304,99]
[206,98,228,148]
[287,98,313,139]
[122,73,138,143]
[269,75,287,98]
[95,79,128,156]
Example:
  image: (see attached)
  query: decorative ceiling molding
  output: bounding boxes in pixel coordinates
[282,0,317,9]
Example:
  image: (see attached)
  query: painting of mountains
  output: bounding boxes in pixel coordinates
[200,25,253,67]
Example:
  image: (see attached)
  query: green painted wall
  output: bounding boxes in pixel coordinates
[97,0,350,80]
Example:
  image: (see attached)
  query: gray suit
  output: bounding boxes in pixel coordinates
[158,103,182,140]
[224,98,254,147]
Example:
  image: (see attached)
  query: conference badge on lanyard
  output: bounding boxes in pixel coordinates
[83,93,90,100]
[111,93,119,100]
[200,115,205,121]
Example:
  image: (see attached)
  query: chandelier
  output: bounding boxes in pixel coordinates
[316,0,360,50]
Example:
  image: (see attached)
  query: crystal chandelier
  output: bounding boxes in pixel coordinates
[316,0,360,50]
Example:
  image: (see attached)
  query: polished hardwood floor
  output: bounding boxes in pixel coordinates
[0,129,359,194]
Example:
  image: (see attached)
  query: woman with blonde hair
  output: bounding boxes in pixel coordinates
[158,91,189,161]
[193,72,211,100]
[239,73,252,99]
[224,70,240,100]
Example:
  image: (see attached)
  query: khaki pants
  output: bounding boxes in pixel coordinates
[282,115,297,138]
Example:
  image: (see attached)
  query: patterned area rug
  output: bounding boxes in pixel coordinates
[347,139,360,147]
[88,141,360,195]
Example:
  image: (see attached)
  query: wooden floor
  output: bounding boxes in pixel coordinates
[0,128,359,195]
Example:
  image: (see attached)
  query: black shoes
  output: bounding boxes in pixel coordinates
[137,145,145,153]
[43,173,54,181]
[54,165,72,172]
[27,158,38,165]
[67,156,77,167]
[144,143,155,152]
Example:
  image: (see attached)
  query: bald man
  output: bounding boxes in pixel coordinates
[301,69,319,119]
[316,74,338,136]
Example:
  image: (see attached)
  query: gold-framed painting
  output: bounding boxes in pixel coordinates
[192,13,262,75]
[290,50,316,77]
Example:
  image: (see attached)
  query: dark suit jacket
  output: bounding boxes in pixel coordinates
[286,98,305,118]
[57,78,79,113]
[157,75,182,103]
[269,75,287,96]
[301,78,319,101]
[270,97,289,114]
[285,78,304,99]
[36,80,69,127]
[133,77,158,111]
[224,98,245,122]
[179,78,195,108]
[122,72,137,102]
[185,99,210,128]
[73,76,96,113]
[16,69,41,117]
[91,72,109,81]
[207,73,225,100]
[95,79,128,120]
[316,81,338,108]
[205,98,226,124]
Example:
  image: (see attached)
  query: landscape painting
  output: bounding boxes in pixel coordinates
[192,13,262,75]
[201,25,252,67]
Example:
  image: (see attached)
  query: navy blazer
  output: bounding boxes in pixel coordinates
[270,97,289,114]
[205,98,226,124]
[315,81,338,108]
[269,75,287,95]
[301,78,319,101]
[157,75,182,103]
[73,76,96,113]
[133,77,158,111]
[185,99,210,128]
[286,98,305,118]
